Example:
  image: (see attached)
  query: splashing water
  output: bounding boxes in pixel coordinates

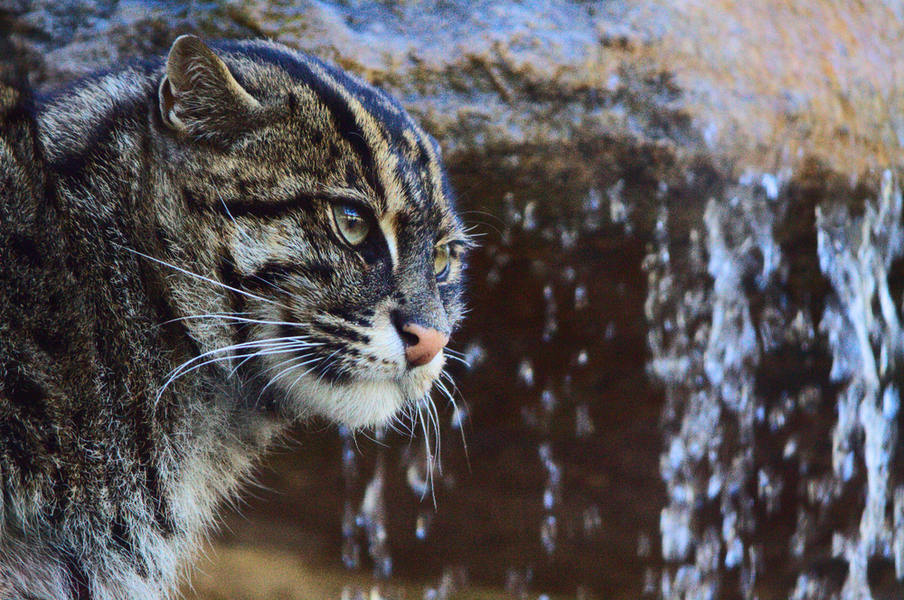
[648,169,904,599]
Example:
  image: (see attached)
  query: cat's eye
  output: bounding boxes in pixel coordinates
[332,203,370,246]
[434,243,451,281]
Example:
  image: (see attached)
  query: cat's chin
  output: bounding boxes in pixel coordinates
[282,353,445,429]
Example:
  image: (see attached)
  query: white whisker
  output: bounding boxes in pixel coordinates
[116,244,294,312]
[436,375,469,462]
[161,313,314,329]
[158,338,320,404]
[428,397,442,474]
[416,405,435,505]
[217,194,296,298]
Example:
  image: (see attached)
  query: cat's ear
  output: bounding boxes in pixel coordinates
[158,35,260,138]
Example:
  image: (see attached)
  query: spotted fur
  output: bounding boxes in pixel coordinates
[0,36,470,599]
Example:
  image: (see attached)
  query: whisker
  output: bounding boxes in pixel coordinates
[427,396,442,474]
[436,375,469,464]
[262,354,324,395]
[443,353,471,368]
[229,340,317,376]
[151,310,252,330]
[161,313,314,329]
[160,338,319,404]
[416,405,435,506]
[218,194,297,298]
[314,349,345,386]
[168,337,312,380]
[116,245,294,312]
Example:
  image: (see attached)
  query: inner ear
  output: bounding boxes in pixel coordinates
[157,35,260,137]
[158,76,180,129]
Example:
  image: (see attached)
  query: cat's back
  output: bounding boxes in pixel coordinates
[0,83,43,215]
[0,83,70,321]
[0,83,89,456]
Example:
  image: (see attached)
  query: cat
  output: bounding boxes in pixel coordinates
[0,35,470,599]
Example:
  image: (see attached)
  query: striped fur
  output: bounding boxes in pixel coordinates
[0,37,469,599]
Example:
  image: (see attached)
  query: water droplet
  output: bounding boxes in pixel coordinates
[761,173,779,200]
[608,179,626,222]
[656,180,669,199]
[342,536,361,570]
[582,187,604,230]
[539,443,562,511]
[582,504,602,538]
[707,473,722,499]
[340,427,359,482]
[758,468,783,513]
[575,403,596,438]
[450,402,469,430]
[584,187,602,212]
[505,567,533,597]
[540,514,557,554]
[523,200,538,231]
[643,567,658,594]
[538,442,552,463]
[660,506,693,560]
[462,342,486,371]
[518,358,535,387]
[543,488,555,510]
[360,458,392,578]
[485,266,501,287]
[783,437,798,459]
[574,284,588,309]
[342,585,366,600]
[374,555,392,580]
[542,285,558,342]
[429,566,469,598]
[540,388,557,413]
[725,537,743,569]
[559,227,578,249]
[884,386,900,419]
[415,510,433,540]
[502,192,519,227]
[406,443,433,498]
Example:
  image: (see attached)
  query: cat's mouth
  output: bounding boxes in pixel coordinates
[275,350,446,428]
[251,306,452,428]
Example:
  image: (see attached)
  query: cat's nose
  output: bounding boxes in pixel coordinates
[399,322,449,367]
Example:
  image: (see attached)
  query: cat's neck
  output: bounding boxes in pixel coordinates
[35,68,165,220]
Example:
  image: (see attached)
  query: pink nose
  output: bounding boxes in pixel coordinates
[401,323,449,367]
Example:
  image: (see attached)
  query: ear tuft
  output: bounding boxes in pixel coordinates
[158,35,260,138]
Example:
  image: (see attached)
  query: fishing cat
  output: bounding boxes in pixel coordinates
[0,35,470,599]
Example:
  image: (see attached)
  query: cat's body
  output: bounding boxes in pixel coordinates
[0,37,468,599]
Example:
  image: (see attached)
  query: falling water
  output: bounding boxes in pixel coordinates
[648,169,904,599]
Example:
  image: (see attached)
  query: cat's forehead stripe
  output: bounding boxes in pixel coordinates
[234,42,467,256]
[298,60,456,248]
[378,215,399,265]
[301,61,400,213]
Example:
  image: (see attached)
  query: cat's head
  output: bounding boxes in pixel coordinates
[153,36,470,428]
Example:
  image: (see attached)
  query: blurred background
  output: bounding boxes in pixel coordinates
[4,1,904,598]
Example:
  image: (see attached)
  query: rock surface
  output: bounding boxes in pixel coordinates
[3,1,904,599]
